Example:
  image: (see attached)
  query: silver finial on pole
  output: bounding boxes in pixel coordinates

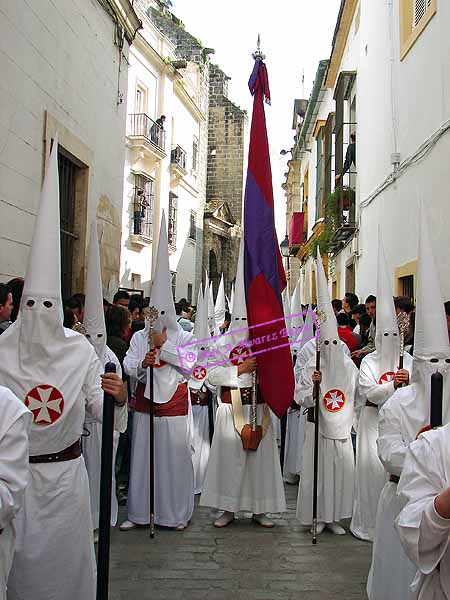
[252,34,266,61]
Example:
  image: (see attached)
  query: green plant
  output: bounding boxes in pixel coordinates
[309,189,341,258]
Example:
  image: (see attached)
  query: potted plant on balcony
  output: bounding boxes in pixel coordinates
[333,185,355,210]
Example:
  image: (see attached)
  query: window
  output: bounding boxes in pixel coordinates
[345,261,355,293]
[400,0,436,60]
[132,174,154,239]
[399,275,414,300]
[189,211,196,241]
[171,271,177,300]
[395,260,418,302]
[187,283,193,305]
[315,127,324,222]
[135,83,147,114]
[192,137,199,172]
[168,192,178,248]
[58,149,80,300]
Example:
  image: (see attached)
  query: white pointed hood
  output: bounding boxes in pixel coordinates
[204,271,216,335]
[190,285,211,390]
[229,283,235,314]
[282,289,291,320]
[372,232,401,377]
[412,208,450,423]
[290,278,304,339]
[312,250,356,440]
[148,211,178,337]
[214,274,226,330]
[295,304,315,351]
[84,221,107,359]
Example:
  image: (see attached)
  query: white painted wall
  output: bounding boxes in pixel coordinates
[0,0,130,282]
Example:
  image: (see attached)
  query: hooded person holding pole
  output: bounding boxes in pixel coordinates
[367,211,450,600]
[120,213,197,532]
[352,234,412,543]
[82,221,128,541]
[0,137,127,600]
[295,251,358,536]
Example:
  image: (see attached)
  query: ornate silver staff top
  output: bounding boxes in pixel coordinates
[145,306,159,350]
[397,311,409,357]
[314,309,327,351]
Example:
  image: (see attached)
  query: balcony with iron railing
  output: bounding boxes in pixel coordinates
[130,188,153,246]
[170,145,188,184]
[127,114,166,166]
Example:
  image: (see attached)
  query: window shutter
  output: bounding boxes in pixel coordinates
[413,0,432,28]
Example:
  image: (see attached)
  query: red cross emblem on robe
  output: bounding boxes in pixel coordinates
[378,371,395,385]
[25,384,65,425]
[323,388,346,413]
[193,366,207,381]
[229,344,251,366]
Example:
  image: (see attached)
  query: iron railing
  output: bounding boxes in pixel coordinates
[128,113,165,152]
[170,145,187,170]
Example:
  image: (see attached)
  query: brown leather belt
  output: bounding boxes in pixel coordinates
[29,439,82,464]
[389,474,400,484]
[366,400,378,408]
[221,386,265,406]
[190,388,209,406]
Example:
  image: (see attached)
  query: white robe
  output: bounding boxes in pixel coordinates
[351,352,413,541]
[82,347,122,529]
[283,407,304,483]
[124,327,196,528]
[0,387,31,600]
[396,424,450,600]
[4,331,127,600]
[295,340,357,525]
[200,365,286,515]
[367,387,417,600]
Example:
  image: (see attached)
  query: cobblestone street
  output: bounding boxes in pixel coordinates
[109,484,371,600]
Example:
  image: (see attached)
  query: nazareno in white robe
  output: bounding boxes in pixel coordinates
[0,387,31,600]
[189,378,215,495]
[82,347,122,529]
[351,351,413,541]
[4,330,127,600]
[396,423,450,600]
[200,364,286,515]
[124,327,196,528]
[367,386,417,600]
[295,339,357,525]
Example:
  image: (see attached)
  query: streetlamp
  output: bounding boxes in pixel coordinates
[280,234,290,283]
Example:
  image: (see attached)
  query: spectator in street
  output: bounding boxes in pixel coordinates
[405,311,415,355]
[128,295,143,323]
[358,313,372,349]
[352,295,376,359]
[394,295,414,316]
[175,302,193,332]
[351,303,367,334]
[103,297,111,314]
[219,311,231,334]
[7,277,24,322]
[105,304,130,367]
[342,292,359,316]
[64,296,83,325]
[331,298,343,315]
[113,290,130,308]
[337,312,360,354]
[0,283,13,334]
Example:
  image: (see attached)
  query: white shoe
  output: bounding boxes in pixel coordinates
[327,522,346,535]
[310,522,325,535]
[252,513,275,528]
[119,519,138,531]
[213,511,235,528]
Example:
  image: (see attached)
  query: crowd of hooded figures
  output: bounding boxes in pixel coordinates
[1,141,449,600]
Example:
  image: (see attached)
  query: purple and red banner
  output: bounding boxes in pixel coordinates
[243,59,295,418]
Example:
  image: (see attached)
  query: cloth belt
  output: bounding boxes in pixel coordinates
[189,388,209,406]
[29,439,82,464]
[389,474,400,484]
[366,400,378,409]
[307,407,315,423]
[221,386,265,405]
[135,382,188,417]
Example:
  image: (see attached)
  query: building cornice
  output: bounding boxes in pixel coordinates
[325,0,358,88]
[107,0,142,44]
[174,80,207,122]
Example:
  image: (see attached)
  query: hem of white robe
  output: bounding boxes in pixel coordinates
[127,509,194,529]
[349,523,374,542]
[199,492,286,515]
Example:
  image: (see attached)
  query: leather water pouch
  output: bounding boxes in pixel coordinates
[240,424,263,451]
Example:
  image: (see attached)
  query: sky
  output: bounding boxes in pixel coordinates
[172,0,342,240]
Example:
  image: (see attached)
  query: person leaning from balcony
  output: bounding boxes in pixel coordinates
[335,132,356,185]
[0,283,13,335]
[150,114,166,145]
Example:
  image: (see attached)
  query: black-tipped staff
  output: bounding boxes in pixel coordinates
[311,310,327,545]
[145,306,159,539]
[96,361,117,600]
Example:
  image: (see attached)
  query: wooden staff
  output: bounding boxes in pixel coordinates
[312,310,326,545]
[145,306,159,539]
[96,361,116,600]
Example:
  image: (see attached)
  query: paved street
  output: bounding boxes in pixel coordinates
[109,484,371,600]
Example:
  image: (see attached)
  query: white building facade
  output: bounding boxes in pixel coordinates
[120,0,208,303]
[287,0,450,305]
[0,0,140,298]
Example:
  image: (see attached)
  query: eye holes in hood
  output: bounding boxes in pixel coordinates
[43,301,53,308]
[26,299,35,307]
